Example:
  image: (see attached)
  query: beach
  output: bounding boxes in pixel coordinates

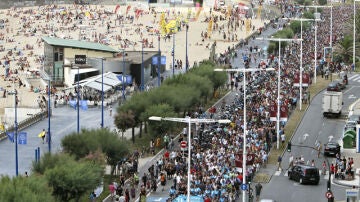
[0,2,271,122]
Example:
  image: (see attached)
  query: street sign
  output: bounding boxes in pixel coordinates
[180,141,187,149]
[74,55,86,64]
[325,191,333,199]
[241,184,248,191]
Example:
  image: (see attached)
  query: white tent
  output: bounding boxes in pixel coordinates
[82,72,122,92]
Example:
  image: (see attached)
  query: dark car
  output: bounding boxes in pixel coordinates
[327,81,344,92]
[324,142,341,156]
[288,164,320,185]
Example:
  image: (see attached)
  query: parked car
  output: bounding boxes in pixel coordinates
[324,142,341,156]
[288,164,320,185]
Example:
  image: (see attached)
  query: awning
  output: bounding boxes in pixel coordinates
[85,81,113,92]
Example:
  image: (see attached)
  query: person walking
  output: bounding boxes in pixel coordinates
[255,182,262,201]
[277,155,282,171]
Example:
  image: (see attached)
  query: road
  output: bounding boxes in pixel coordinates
[260,73,360,202]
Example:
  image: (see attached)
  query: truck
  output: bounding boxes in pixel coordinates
[322,91,343,117]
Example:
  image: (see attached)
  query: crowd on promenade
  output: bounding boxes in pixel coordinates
[105,3,356,202]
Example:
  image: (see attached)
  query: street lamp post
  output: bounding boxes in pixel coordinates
[354,0,360,72]
[185,24,189,71]
[47,79,51,152]
[141,42,144,91]
[257,37,302,150]
[77,66,80,133]
[158,35,161,87]
[302,5,332,83]
[172,32,175,77]
[101,58,104,128]
[283,17,317,110]
[9,89,19,176]
[122,49,126,101]
[215,67,275,202]
[148,116,230,202]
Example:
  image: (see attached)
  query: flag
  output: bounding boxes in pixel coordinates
[80,100,88,111]
[269,102,277,122]
[126,5,131,15]
[38,131,46,138]
[114,5,120,14]
[0,123,4,131]
[69,100,77,109]
[18,132,27,145]
[7,132,14,142]
[280,104,288,122]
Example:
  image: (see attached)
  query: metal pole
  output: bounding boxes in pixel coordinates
[101,58,104,128]
[14,90,18,176]
[141,42,144,91]
[314,8,318,84]
[77,66,80,133]
[354,0,356,72]
[48,79,51,152]
[330,4,333,61]
[277,40,281,150]
[158,36,161,87]
[242,70,247,202]
[122,50,126,100]
[172,33,175,77]
[187,118,191,202]
[300,20,303,111]
[186,25,189,71]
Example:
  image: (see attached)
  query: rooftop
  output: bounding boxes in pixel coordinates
[42,37,118,53]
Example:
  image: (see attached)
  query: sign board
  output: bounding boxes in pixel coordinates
[346,189,359,197]
[241,183,248,191]
[75,55,86,64]
[18,132,27,145]
[180,141,187,149]
[152,56,166,65]
[325,191,333,199]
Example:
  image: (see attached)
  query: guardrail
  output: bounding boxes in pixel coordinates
[0,110,49,141]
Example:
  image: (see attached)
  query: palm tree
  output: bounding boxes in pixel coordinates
[333,35,353,64]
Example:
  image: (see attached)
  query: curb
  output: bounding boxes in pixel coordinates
[332,178,359,188]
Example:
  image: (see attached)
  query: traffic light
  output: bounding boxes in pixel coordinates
[287,142,292,152]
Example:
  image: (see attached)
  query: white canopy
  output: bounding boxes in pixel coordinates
[82,72,122,92]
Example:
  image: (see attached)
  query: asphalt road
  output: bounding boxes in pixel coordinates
[260,73,360,202]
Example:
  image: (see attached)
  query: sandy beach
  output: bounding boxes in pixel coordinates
[0,2,270,116]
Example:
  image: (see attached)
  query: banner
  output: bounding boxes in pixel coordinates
[69,100,77,109]
[293,72,300,87]
[80,100,88,111]
[7,132,14,142]
[302,73,310,87]
[269,102,277,122]
[280,104,288,122]
[18,132,27,145]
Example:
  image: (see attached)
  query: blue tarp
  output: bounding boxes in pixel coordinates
[173,195,204,202]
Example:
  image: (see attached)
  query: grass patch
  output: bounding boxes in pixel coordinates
[253,173,271,183]
[267,75,331,164]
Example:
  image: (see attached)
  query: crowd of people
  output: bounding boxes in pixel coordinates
[108,3,356,202]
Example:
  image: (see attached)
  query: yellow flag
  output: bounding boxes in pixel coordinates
[0,124,4,131]
[38,131,45,138]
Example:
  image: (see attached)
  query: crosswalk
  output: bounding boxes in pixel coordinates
[274,169,330,180]
[348,74,360,83]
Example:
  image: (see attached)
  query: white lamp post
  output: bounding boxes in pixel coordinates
[354,0,360,72]
[302,5,332,83]
[148,116,231,202]
[256,38,302,150]
[215,67,274,202]
[283,17,318,110]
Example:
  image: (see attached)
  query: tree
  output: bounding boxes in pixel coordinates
[44,154,103,202]
[0,175,54,202]
[114,110,136,140]
[61,129,130,172]
[333,35,353,64]
[144,103,178,137]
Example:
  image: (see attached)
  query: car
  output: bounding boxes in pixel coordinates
[288,164,320,185]
[324,142,341,156]
[334,79,346,90]
[327,81,343,92]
